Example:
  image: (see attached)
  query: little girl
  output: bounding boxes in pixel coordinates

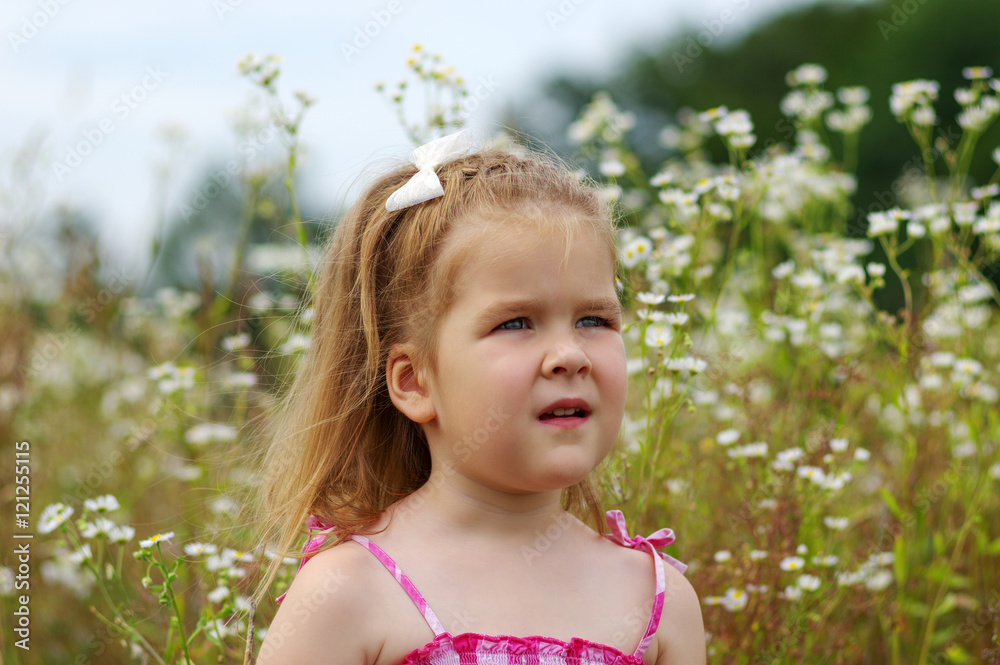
[251,131,705,664]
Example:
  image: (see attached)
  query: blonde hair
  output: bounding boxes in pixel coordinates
[249,145,619,607]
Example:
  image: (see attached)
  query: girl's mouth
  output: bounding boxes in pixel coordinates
[538,407,590,427]
[538,407,588,420]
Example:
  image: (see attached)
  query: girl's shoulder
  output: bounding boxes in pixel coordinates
[292,536,382,592]
[653,561,706,664]
[589,510,705,663]
[572,516,704,663]
[260,540,388,665]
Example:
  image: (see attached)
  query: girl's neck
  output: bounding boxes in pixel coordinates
[390,472,576,545]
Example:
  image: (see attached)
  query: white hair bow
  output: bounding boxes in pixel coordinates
[385,130,473,212]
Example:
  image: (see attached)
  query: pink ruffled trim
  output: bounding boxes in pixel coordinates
[401,632,645,665]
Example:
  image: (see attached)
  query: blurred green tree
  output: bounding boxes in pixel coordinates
[510,0,1000,315]
[528,0,1000,204]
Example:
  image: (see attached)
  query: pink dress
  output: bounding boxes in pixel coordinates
[276,510,687,665]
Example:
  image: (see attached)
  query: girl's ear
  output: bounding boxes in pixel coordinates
[386,343,436,424]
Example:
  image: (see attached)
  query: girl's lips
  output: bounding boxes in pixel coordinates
[537,398,592,428]
[537,413,590,428]
[537,398,591,419]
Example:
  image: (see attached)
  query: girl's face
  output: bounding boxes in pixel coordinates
[419,218,627,496]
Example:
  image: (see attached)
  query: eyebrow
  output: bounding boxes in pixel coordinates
[474,296,623,325]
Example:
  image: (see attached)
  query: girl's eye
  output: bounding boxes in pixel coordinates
[495,317,528,331]
[494,316,614,331]
[578,316,611,328]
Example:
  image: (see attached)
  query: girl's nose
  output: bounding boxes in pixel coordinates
[543,338,592,377]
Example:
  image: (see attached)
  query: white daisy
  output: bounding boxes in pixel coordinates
[716,429,740,446]
[221,332,251,352]
[68,545,92,565]
[621,237,652,269]
[797,574,821,591]
[80,518,116,539]
[664,312,689,327]
[772,260,795,279]
[185,423,238,446]
[727,442,769,459]
[139,532,175,549]
[797,466,827,485]
[599,159,626,177]
[39,504,74,534]
[953,358,983,375]
[864,569,893,591]
[645,324,673,348]
[721,587,748,611]
[207,586,231,604]
[222,548,255,563]
[664,356,707,373]
[869,552,895,566]
[866,262,886,278]
[635,292,666,306]
[184,543,219,556]
[109,525,135,544]
[83,495,120,513]
[824,516,849,530]
[779,556,805,571]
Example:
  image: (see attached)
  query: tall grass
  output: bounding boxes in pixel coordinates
[1,54,998,664]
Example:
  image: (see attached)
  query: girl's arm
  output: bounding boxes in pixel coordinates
[256,545,376,665]
[656,564,707,665]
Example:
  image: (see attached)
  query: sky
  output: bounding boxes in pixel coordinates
[2,0,855,275]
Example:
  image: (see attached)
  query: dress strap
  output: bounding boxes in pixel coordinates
[274,516,447,637]
[349,534,447,636]
[603,509,687,659]
[274,514,339,604]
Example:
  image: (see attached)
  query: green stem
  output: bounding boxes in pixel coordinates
[911,123,938,202]
[212,616,229,665]
[254,64,315,297]
[622,150,652,199]
[880,236,913,355]
[286,148,306,249]
[843,130,859,174]
[156,547,194,665]
[915,475,985,665]
[64,526,121,618]
[109,543,132,603]
[943,240,1000,308]
[949,129,980,205]
[890,611,901,665]
[211,181,259,325]
[636,317,652,518]
[639,370,692,524]
[89,606,168,665]
[712,199,744,327]
[284,138,318,299]
[772,352,804,449]
[749,204,766,303]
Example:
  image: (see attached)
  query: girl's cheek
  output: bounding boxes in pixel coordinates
[606,341,628,373]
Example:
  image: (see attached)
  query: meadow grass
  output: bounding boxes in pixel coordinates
[1,54,998,664]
